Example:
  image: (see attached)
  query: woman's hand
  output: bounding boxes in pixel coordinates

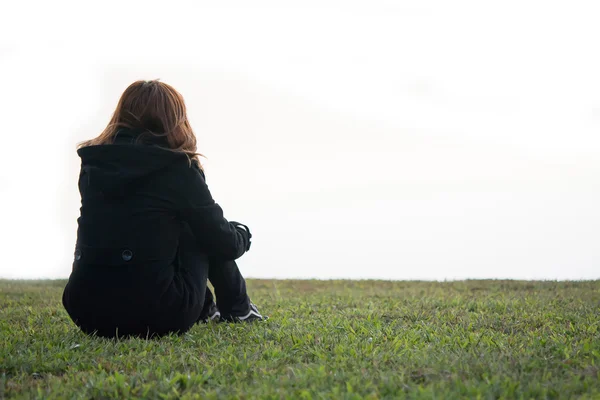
[230,222,252,251]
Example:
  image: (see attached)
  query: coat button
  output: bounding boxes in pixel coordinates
[121,249,133,262]
[74,249,82,261]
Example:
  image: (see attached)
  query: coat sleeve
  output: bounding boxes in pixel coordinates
[174,163,249,261]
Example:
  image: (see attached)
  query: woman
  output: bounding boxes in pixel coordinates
[62,80,264,338]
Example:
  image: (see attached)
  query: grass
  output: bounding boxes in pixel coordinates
[1,279,599,399]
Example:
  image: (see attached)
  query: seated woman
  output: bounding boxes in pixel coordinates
[62,80,264,338]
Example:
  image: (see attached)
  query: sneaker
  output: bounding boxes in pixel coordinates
[223,303,266,322]
[200,302,221,323]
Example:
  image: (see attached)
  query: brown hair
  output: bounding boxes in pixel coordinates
[79,80,202,168]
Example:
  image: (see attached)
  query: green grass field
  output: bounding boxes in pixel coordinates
[1,279,599,399]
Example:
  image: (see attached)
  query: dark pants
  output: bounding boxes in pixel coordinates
[176,222,251,321]
[196,259,251,320]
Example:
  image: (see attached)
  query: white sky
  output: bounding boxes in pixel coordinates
[1,0,599,280]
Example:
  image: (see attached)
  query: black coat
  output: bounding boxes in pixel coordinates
[62,129,250,337]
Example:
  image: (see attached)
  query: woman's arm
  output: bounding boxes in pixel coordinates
[174,163,250,261]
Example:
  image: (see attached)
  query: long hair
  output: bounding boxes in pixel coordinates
[79,80,203,168]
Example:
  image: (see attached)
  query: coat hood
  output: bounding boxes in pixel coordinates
[77,130,187,198]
